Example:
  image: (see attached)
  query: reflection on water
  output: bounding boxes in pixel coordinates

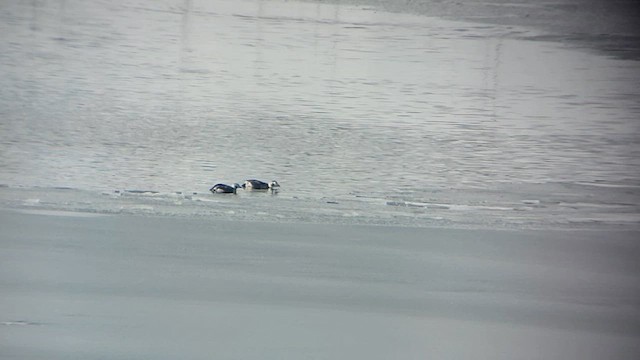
[0,0,639,224]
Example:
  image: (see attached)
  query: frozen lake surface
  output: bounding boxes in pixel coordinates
[1,210,640,359]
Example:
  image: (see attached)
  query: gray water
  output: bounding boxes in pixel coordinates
[1,0,639,228]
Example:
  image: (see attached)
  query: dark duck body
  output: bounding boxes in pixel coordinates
[210,183,240,194]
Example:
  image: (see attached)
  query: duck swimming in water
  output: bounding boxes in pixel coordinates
[242,179,280,190]
[210,183,241,194]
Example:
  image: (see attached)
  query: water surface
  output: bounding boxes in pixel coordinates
[1,0,639,228]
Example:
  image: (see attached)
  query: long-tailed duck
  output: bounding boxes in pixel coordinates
[210,183,241,194]
[242,179,280,190]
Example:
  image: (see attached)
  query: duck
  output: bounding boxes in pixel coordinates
[210,183,241,194]
[242,179,280,190]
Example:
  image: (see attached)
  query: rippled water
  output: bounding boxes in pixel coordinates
[1,0,639,228]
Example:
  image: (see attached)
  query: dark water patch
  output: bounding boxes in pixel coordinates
[522,33,640,60]
[49,36,74,42]
[310,0,640,60]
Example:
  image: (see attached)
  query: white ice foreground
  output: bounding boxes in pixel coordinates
[1,209,639,359]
